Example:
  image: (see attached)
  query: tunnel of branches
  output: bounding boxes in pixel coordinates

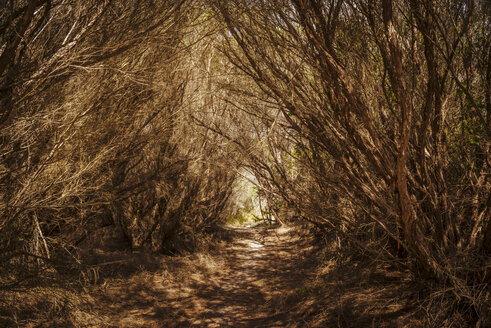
[0,0,490,326]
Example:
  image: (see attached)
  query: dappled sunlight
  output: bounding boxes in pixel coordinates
[1,0,488,326]
[86,226,315,327]
[246,241,264,249]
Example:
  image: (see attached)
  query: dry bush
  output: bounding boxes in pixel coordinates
[0,0,489,326]
[211,0,490,325]
[0,3,239,323]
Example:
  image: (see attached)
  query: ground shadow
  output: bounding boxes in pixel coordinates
[91,226,317,327]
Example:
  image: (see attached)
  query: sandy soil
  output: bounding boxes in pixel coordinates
[89,226,316,327]
[1,225,422,327]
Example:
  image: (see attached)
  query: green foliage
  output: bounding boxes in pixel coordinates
[462,118,484,145]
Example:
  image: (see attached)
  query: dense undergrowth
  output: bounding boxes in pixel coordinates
[0,0,490,327]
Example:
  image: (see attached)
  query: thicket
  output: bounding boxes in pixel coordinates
[0,0,489,326]
[210,0,490,325]
[0,0,240,300]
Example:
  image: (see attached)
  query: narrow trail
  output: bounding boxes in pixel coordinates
[189,226,313,327]
[92,226,315,328]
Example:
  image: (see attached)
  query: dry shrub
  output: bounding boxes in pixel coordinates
[0,1,239,325]
[211,0,490,325]
[0,0,489,326]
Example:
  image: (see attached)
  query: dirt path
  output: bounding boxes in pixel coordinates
[91,226,315,327]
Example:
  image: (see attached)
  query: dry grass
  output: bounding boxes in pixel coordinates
[0,224,487,328]
[270,236,490,328]
[0,287,96,328]
[0,1,489,327]
[0,225,231,328]
[0,225,320,327]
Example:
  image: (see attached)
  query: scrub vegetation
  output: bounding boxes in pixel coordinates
[0,0,489,327]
